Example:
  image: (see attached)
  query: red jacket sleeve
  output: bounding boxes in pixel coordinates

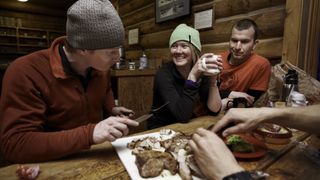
[0,62,95,163]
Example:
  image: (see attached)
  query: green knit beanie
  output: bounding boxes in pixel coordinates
[169,24,201,53]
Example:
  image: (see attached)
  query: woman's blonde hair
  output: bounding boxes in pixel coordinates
[188,43,201,67]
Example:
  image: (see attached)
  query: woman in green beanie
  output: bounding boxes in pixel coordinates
[147,24,222,129]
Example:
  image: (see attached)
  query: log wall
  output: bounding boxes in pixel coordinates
[118,0,286,66]
[0,10,65,31]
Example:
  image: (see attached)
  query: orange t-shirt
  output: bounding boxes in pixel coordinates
[219,51,271,92]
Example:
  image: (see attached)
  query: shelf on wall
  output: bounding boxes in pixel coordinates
[19,44,47,47]
[19,36,47,40]
[0,25,65,59]
[0,43,16,46]
[0,34,17,37]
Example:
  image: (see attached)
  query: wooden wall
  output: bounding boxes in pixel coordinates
[117,0,286,66]
[0,10,65,31]
[1,0,317,77]
[282,0,320,78]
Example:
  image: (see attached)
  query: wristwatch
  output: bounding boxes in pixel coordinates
[223,171,253,180]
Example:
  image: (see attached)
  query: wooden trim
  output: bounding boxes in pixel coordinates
[302,0,320,78]
[121,3,154,19]
[215,5,285,23]
[282,0,302,65]
[192,1,214,12]
[282,0,320,78]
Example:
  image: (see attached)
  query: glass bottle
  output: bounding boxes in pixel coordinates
[139,51,148,69]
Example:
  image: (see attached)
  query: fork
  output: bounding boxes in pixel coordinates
[150,101,170,113]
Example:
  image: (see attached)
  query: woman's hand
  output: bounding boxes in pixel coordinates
[188,53,222,82]
[198,53,223,76]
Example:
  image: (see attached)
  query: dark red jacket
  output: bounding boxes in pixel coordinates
[0,37,115,163]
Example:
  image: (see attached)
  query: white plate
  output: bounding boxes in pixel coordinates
[111,131,204,180]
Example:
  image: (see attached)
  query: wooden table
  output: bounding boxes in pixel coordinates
[0,115,319,179]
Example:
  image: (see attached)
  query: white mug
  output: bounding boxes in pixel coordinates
[128,62,135,70]
[201,55,220,74]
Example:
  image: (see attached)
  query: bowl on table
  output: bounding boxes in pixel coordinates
[253,123,292,145]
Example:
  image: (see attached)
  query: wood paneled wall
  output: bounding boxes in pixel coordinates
[282,0,320,78]
[0,10,65,30]
[118,0,286,66]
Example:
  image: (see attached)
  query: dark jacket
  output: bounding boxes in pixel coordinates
[147,62,218,129]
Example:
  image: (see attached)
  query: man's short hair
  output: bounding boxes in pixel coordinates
[232,19,259,41]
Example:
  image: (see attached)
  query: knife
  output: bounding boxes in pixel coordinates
[134,114,153,123]
[134,101,170,123]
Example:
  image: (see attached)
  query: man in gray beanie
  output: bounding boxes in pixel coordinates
[66,0,124,49]
[0,0,138,163]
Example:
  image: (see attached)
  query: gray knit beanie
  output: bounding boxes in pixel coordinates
[66,0,124,50]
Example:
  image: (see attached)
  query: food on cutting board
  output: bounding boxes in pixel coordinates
[127,129,204,179]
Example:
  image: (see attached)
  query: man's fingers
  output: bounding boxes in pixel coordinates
[195,127,212,137]
[188,139,199,154]
[212,117,230,133]
[125,119,139,127]
[111,118,138,135]
[122,111,134,117]
[106,134,116,142]
[192,132,202,142]
[222,125,243,137]
[110,128,123,138]
[115,117,139,127]
[114,122,129,136]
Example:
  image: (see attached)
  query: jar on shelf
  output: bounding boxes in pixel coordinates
[128,62,135,70]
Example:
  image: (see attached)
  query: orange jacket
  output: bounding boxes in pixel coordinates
[219,51,271,93]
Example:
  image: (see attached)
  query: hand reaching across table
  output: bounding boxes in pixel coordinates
[212,105,320,137]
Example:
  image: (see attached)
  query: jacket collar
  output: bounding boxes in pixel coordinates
[48,36,105,79]
[49,36,68,79]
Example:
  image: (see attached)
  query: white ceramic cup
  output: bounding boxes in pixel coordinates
[201,55,220,74]
[128,62,136,70]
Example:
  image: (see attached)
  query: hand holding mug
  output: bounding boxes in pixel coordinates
[200,53,222,76]
[226,97,251,109]
[228,91,255,105]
